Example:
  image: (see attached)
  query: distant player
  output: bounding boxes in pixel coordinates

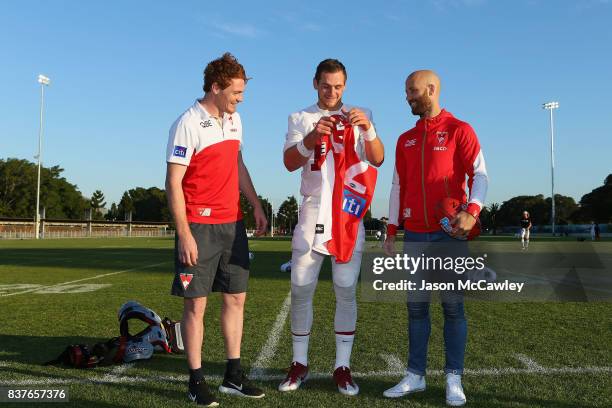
[520,211,532,250]
[379,217,388,248]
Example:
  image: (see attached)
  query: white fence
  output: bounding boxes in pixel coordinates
[0,219,174,240]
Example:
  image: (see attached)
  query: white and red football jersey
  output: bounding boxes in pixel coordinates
[166,100,243,224]
[283,104,373,197]
[312,115,378,263]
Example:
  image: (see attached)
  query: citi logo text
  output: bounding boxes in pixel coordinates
[342,189,366,217]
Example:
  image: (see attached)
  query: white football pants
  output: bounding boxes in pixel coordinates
[290,196,364,335]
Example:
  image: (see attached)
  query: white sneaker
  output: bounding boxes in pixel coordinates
[446,373,466,406]
[383,372,425,398]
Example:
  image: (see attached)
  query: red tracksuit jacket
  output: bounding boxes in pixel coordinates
[388,109,488,235]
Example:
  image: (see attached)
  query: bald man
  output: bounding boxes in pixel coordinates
[383,70,488,406]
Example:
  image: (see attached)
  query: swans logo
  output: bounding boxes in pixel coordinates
[436,131,448,144]
[342,190,366,217]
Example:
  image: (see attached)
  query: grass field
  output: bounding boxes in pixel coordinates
[0,237,611,407]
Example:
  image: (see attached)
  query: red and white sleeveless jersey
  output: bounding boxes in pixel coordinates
[313,115,378,263]
[166,100,243,224]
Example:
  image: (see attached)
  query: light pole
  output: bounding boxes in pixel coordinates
[35,74,50,239]
[542,101,559,236]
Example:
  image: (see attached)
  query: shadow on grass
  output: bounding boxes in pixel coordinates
[0,336,604,408]
[0,250,344,283]
[0,333,266,380]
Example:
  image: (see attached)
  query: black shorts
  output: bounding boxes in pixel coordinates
[171,220,250,298]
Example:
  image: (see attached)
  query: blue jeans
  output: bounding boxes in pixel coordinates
[404,230,466,375]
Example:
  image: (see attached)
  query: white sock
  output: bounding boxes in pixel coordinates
[526,240,529,248]
[292,334,309,366]
[334,333,354,369]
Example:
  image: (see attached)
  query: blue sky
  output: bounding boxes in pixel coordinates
[1,0,611,217]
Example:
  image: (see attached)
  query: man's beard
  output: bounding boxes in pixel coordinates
[410,93,432,116]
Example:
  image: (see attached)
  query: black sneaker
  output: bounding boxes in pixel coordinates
[188,379,219,407]
[219,370,265,398]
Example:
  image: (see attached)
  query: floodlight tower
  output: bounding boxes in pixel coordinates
[35,74,50,239]
[542,101,559,236]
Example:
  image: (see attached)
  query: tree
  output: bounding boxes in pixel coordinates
[497,195,547,227]
[260,196,272,233]
[363,210,382,231]
[0,158,36,217]
[90,190,106,219]
[0,158,88,219]
[576,174,612,223]
[545,194,579,225]
[118,192,134,220]
[497,194,580,228]
[276,195,298,234]
[240,194,273,231]
[117,187,169,221]
[239,193,256,230]
[487,203,500,234]
[105,203,119,221]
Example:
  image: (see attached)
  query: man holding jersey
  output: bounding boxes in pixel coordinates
[280,58,384,396]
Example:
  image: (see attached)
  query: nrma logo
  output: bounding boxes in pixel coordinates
[342,189,366,217]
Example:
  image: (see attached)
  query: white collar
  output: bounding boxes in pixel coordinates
[315,102,346,116]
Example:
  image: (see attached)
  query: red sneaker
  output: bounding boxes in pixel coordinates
[278,361,309,392]
[333,366,359,396]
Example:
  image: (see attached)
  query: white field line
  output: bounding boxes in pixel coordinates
[0,262,170,297]
[101,363,135,382]
[249,291,292,378]
[99,246,136,248]
[379,353,404,374]
[515,353,546,372]
[2,363,611,386]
